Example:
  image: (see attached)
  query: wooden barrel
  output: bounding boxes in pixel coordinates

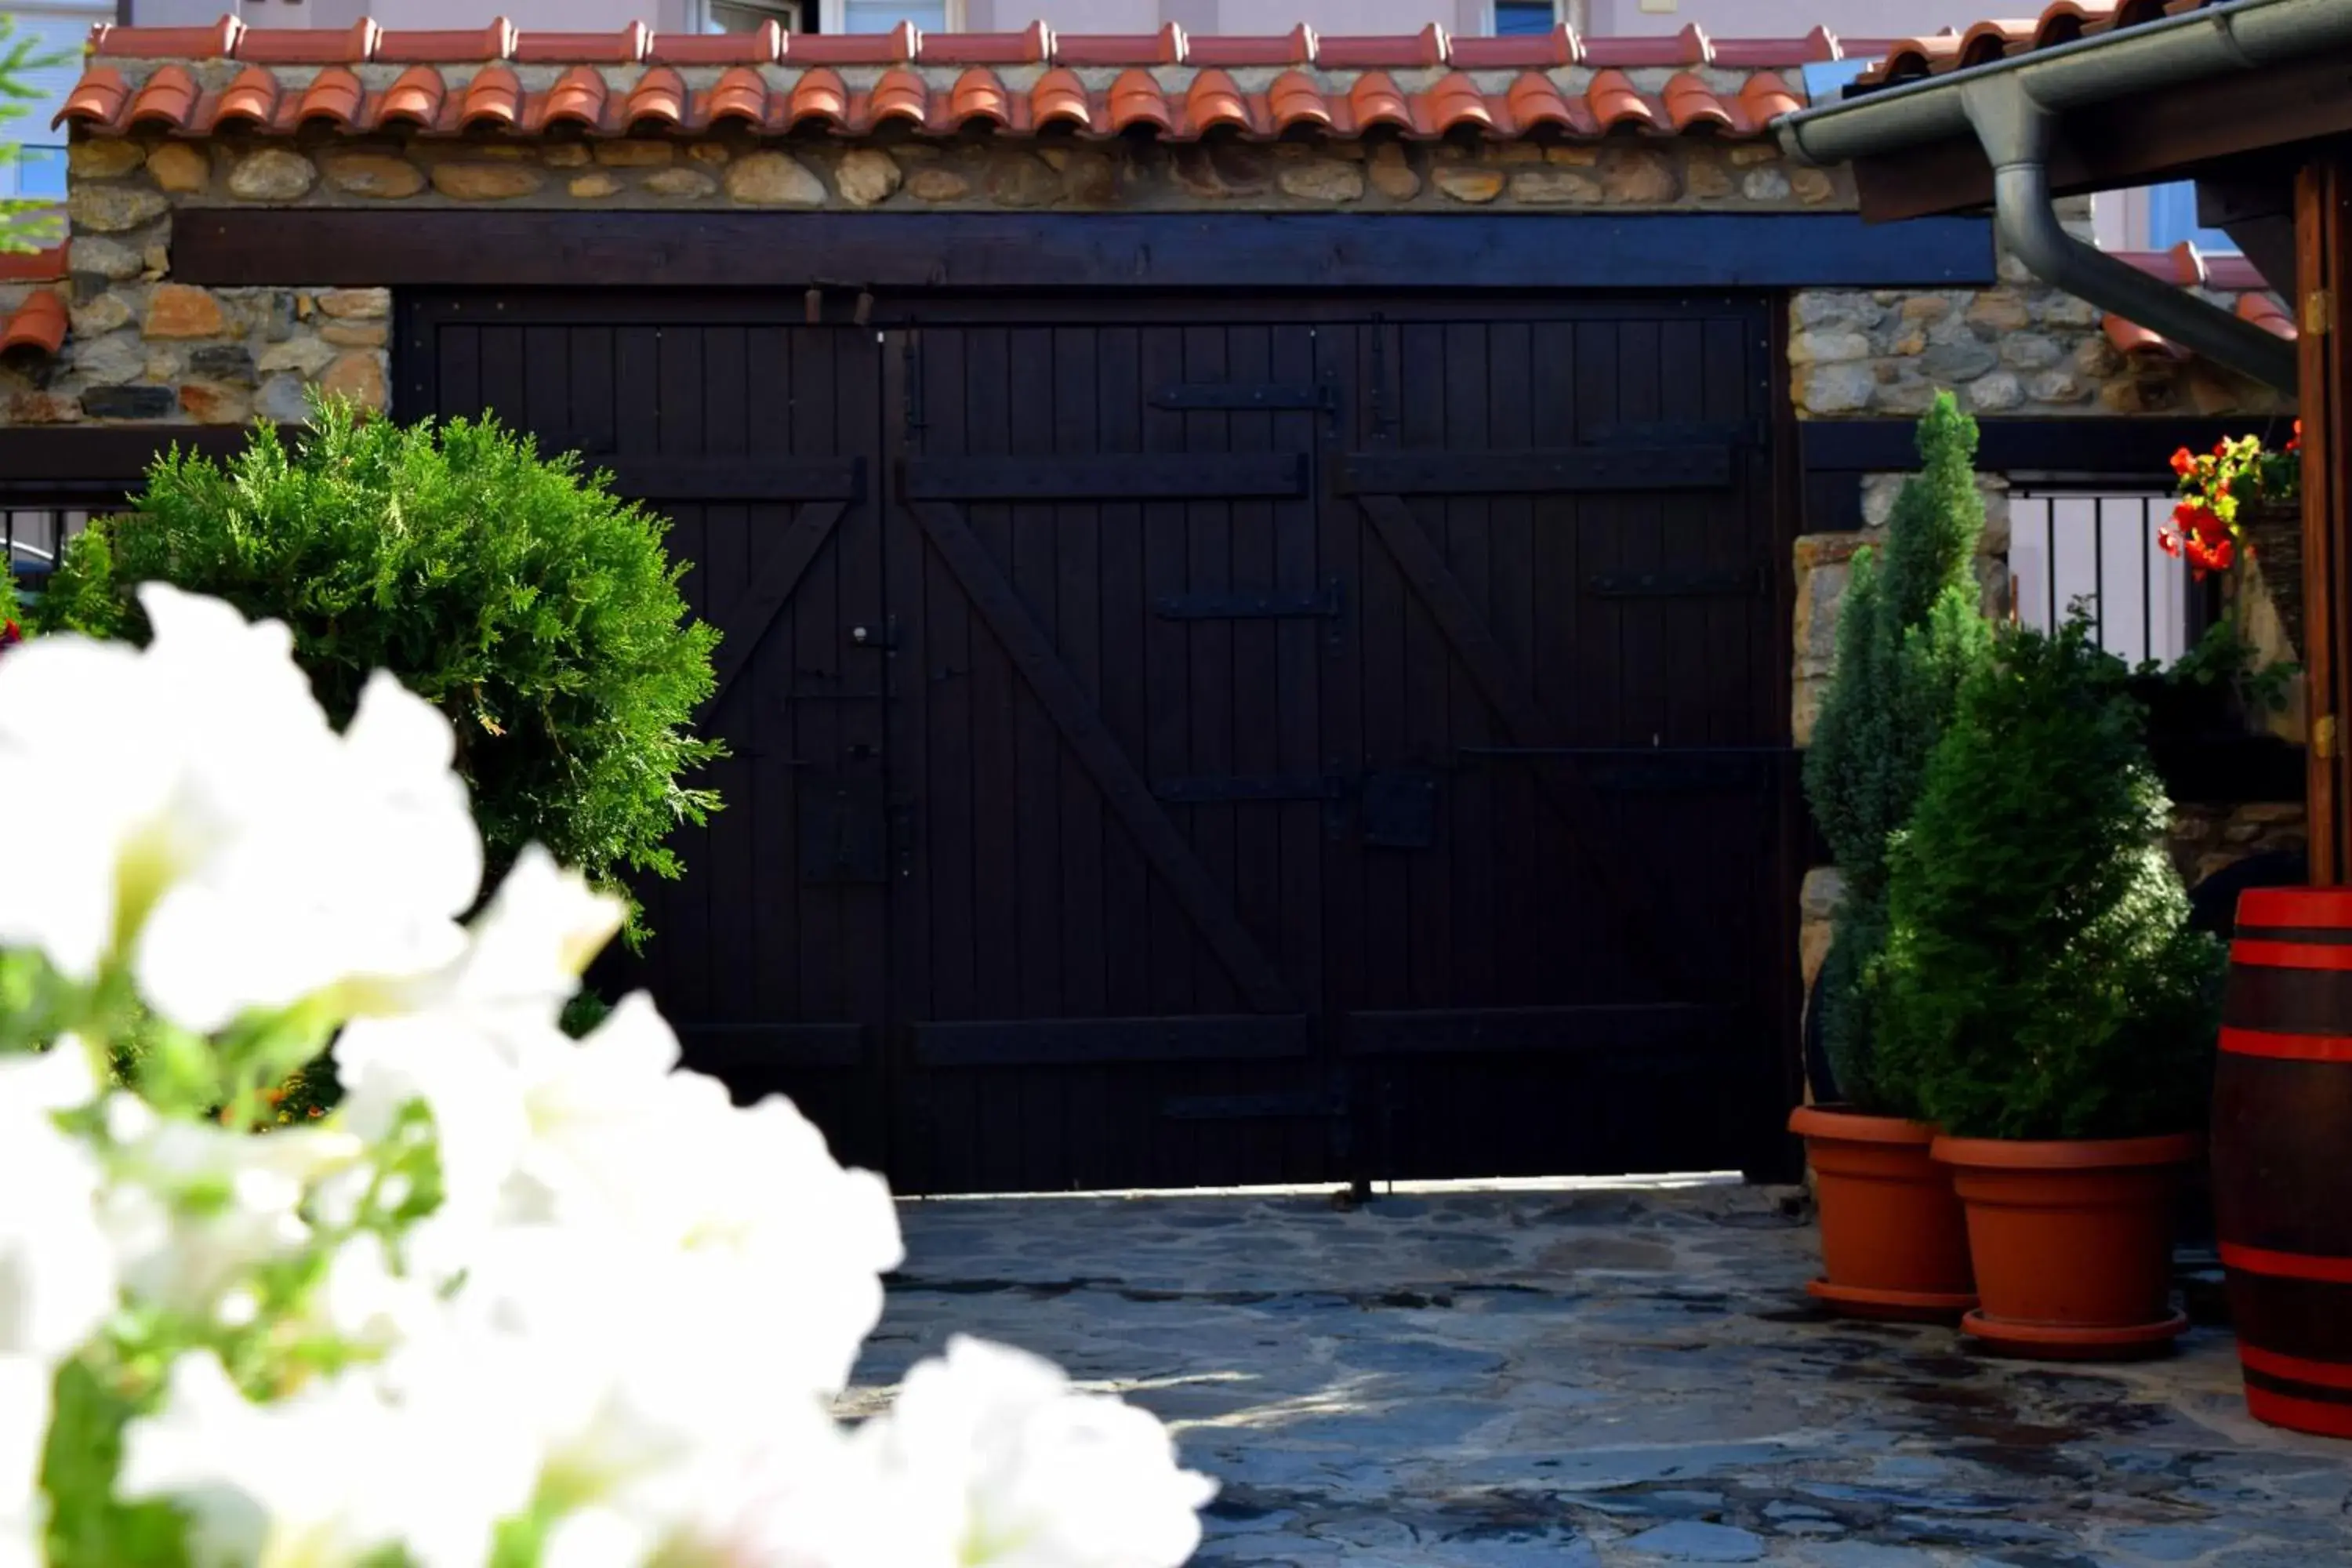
[2216,887,2352,1439]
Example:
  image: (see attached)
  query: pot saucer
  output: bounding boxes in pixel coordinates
[1807,1278,1977,1323]
[1961,1308,2189,1361]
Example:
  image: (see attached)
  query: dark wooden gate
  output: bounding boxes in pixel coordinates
[402,292,1796,1193]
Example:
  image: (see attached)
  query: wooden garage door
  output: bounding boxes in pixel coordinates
[404,292,1795,1194]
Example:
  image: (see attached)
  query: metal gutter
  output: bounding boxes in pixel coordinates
[1773,0,2352,394]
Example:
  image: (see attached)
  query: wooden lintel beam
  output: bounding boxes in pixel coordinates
[175,209,1998,292]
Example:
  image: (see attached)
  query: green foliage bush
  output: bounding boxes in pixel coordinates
[1875,617,2224,1142]
[1802,392,1995,1115]
[35,396,722,938]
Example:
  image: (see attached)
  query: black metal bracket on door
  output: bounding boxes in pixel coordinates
[1150,382,1335,415]
[1457,746,1791,793]
[1588,565,1766,598]
[1151,768,1438,849]
[1152,576,1346,646]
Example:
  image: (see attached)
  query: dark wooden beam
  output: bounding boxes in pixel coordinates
[1800,416,2298,476]
[174,209,1998,292]
[2298,148,2350,883]
[1852,48,2352,224]
[0,424,266,503]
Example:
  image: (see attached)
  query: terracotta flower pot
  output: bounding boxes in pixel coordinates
[1933,1132,2203,1360]
[1790,1105,1976,1321]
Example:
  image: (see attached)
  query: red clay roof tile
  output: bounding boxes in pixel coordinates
[1053,27,1183,67]
[1425,72,1494,136]
[625,66,688,129]
[916,20,1051,64]
[1185,70,1255,136]
[1032,67,1094,131]
[457,63,523,130]
[51,18,1872,147]
[1854,0,2225,88]
[376,64,444,129]
[869,68,932,129]
[90,16,243,59]
[1505,72,1585,136]
[0,289,67,363]
[234,19,381,64]
[123,64,201,131]
[786,68,851,130]
[702,67,766,129]
[784,23,919,65]
[512,23,651,64]
[539,66,608,131]
[372,21,517,64]
[1184,27,1317,67]
[215,65,281,129]
[648,22,779,65]
[1316,24,1448,71]
[0,245,67,285]
[1443,26,1580,70]
[1346,73,1414,136]
[1107,69,1174,135]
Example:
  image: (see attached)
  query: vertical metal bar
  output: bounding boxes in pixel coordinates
[2140,495,2155,664]
[2092,495,2106,648]
[2046,500,2058,633]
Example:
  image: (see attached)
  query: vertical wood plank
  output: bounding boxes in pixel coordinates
[2301,154,2348,884]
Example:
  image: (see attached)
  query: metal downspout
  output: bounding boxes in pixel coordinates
[1958,74,2299,394]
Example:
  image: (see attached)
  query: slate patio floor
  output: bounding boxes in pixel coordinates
[841,1178,2352,1567]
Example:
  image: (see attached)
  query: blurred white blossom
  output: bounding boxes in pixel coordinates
[0,587,1210,1568]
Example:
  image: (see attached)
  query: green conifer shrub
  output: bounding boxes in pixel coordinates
[34,396,721,939]
[1875,617,2224,1141]
[1802,392,1996,1113]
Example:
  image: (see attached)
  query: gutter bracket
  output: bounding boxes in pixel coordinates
[1958,73,2299,394]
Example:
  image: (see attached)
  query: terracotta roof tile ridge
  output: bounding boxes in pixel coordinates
[67,16,1919,72]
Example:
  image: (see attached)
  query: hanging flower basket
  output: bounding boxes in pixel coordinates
[2160,422,2303,655]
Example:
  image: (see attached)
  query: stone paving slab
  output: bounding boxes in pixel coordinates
[841,1180,2352,1567]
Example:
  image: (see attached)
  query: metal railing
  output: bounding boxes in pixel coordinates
[2007,487,2212,667]
[4,508,102,598]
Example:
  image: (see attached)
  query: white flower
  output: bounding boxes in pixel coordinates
[120,1348,535,1568]
[857,1338,1215,1568]
[97,1105,360,1319]
[358,844,624,1025]
[0,1356,56,1568]
[0,586,483,1029]
[135,667,481,1033]
[0,1046,116,1362]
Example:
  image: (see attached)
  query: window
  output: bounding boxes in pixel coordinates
[1492,0,1556,34]
[831,0,954,31]
[2009,490,2198,666]
[702,0,808,29]
[1,5,109,203]
[2147,180,2240,255]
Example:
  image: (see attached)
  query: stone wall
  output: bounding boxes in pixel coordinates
[2169,801,2307,889]
[4,129,1852,431]
[1788,199,2292,424]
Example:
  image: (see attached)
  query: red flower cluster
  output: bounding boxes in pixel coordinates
[2157,506,2235,578]
[2157,422,2302,581]
[0,620,21,652]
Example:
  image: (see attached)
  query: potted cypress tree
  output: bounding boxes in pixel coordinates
[1880,616,2226,1359]
[1793,392,1994,1320]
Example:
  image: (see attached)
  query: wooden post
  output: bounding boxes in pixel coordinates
[2297,151,2352,882]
